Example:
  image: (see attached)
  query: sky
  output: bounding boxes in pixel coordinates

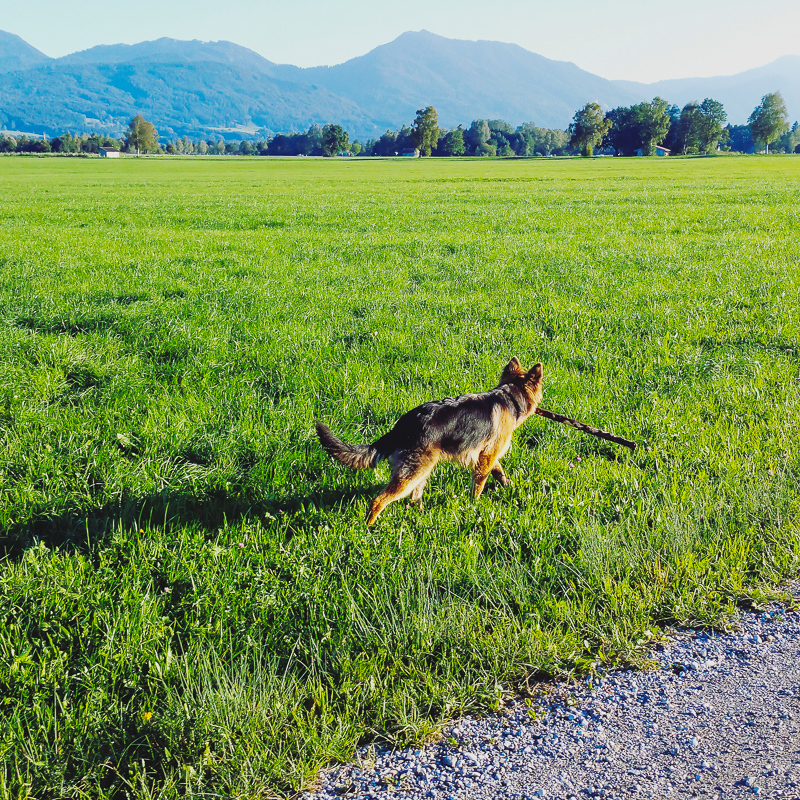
[4,0,799,83]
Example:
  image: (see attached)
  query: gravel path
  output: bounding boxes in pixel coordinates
[303,587,800,800]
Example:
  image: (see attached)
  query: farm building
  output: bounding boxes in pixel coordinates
[100,147,120,158]
[636,145,671,157]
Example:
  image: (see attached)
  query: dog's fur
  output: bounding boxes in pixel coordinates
[315,358,543,525]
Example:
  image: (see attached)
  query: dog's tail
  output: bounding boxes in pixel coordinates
[315,422,384,470]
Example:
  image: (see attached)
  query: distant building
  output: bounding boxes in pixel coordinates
[636,145,671,157]
[399,148,420,157]
[100,147,120,158]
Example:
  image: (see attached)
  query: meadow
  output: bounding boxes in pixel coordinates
[1,154,799,799]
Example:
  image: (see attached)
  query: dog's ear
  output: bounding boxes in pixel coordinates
[498,357,525,387]
[504,356,523,374]
[525,362,543,385]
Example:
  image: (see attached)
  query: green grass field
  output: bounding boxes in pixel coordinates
[1,154,799,799]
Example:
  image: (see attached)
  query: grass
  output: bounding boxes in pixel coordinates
[1,154,799,798]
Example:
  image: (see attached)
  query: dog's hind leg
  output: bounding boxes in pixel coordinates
[367,454,437,526]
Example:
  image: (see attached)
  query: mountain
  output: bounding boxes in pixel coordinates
[58,38,278,74]
[0,39,373,139]
[286,30,643,130]
[618,55,800,125]
[0,29,797,141]
[0,30,50,73]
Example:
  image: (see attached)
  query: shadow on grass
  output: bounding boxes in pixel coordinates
[0,484,379,561]
[524,429,627,463]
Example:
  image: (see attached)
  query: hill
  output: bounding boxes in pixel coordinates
[0,40,373,140]
[0,30,50,73]
[286,30,643,130]
[0,29,797,140]
[618,55,800,126]
[57,37,279,74]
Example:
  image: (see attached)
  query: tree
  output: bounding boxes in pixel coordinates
[661,104,682,152]
[488,120,514,136]
[465,119,491,155]
[604,106,640,156]
[18,137,51,153]
[411,106,439,156]
[639,97,671,155]
[605,98,671,156]
[515,121,568,157]
[125,114,158,156]
[513,125,535,157]
[52,131,80,153]
[779,121,800,154]
[305,124,324,156]
[569,102,611,157]
[748,92,789,154]
[675,102,702,154]
[267,134,294,156]
[696,98,727,153]
[321,124,349,157]
[439,127,465,156]
[725,124,753,153]
[394,125,416,154]
[371,129,398,156]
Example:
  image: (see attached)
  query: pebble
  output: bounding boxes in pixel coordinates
[302,584,800,800]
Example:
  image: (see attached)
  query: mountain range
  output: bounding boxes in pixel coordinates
[1,29,797,141]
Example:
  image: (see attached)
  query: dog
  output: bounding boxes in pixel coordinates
[315,358,543,525]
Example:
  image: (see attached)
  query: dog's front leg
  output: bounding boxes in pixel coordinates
[408,480,428,511]
[472,453,494,498]
[491,463,510,486]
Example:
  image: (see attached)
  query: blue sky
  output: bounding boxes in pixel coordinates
[4,0,799,82]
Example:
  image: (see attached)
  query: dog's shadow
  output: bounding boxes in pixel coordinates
[524,430,626,463]
[1,484,382,561]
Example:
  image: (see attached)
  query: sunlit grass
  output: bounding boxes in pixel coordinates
[1,154,799,798]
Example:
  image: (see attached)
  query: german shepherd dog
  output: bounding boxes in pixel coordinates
[315,358,543,525]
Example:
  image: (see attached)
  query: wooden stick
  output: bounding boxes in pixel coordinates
[535,407,637,451]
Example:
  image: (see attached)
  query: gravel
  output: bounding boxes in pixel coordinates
[302,586,800,800]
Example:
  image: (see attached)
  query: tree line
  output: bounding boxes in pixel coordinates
[0,131,123,154]
[2,94,798,158]
[166,112,573,158]
[0,111,571,158]
[569,91,798,157]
